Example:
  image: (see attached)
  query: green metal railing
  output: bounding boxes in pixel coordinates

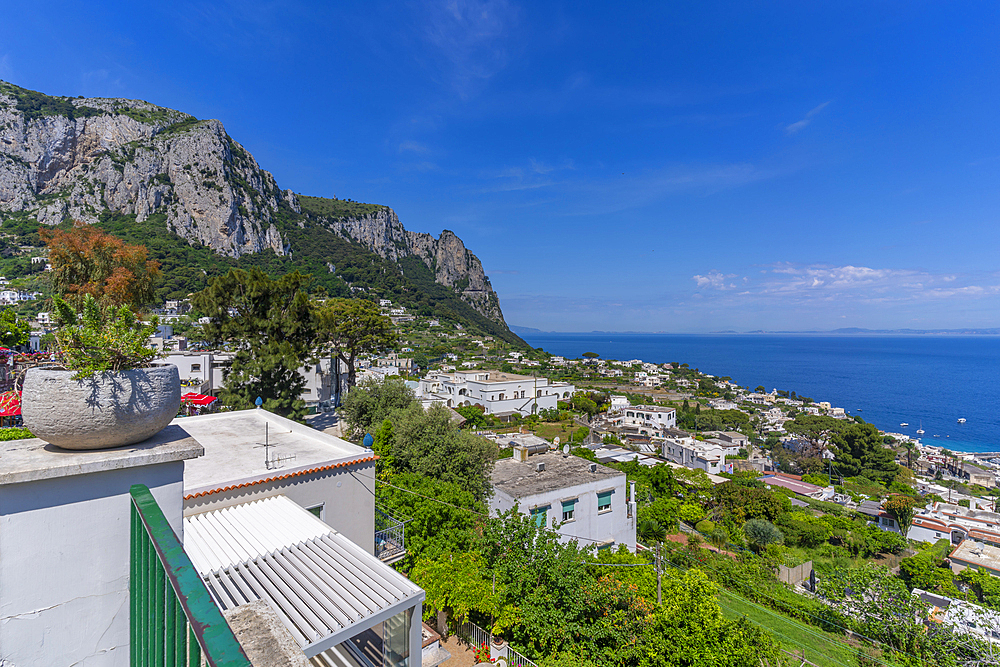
[130,484,252,667]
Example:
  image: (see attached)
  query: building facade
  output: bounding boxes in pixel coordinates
[418,370,575,416]
[489,451,636,551]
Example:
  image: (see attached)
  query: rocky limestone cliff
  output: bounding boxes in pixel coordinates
[0,81,507,327]
[314,205,505,325]
[0,83,286,257]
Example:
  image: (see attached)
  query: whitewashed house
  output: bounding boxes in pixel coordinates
[417,370,575,416]
[490,450,636,551]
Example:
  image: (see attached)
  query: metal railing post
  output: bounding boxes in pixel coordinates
[129,484,251,667]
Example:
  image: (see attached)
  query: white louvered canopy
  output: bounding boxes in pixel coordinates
[184,495,424,658]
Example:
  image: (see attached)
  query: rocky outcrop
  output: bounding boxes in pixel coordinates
[0,83,286,257]
[321,208,505,326]
[0,81,507,326]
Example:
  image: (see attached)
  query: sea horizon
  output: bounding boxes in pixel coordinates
[519,332,1000,456]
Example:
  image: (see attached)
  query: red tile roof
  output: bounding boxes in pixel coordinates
[184,455,378,500]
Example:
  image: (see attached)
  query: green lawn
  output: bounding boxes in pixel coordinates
[716,589,860,667]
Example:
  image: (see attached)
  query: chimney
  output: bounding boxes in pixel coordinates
[536,462,545,472]
[513,446,527,463]
[589,463,597,473]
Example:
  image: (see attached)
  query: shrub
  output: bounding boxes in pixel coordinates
[744,519,784,553]
[53,294,160,377]
[695,519,716,534]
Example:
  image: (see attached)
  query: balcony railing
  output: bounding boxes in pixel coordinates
[375,506,406,563]
[130,484,251,667]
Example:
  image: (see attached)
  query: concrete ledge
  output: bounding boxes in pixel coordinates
[224,601,309,667]
[0,424,204,485]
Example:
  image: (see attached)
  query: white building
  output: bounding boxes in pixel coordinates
[163,351,347,409]
[660,430,740,475]
[0,408,424,666]
[609,395,630,413]
[618,405,677,433]
[490,450,636,551]
[163,350,234,394]
[417,370,575,416]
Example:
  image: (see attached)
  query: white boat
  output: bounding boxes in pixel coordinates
[917,421,925,435]
[900,422,909,427]
[958,418,967,424]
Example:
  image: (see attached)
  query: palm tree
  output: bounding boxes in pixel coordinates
[639,519,667,546]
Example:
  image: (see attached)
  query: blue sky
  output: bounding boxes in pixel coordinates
[3,1,1000,332]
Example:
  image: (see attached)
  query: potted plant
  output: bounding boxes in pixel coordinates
[20,295,181,450]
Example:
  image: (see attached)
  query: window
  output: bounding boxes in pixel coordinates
[530,506,548,527]
[306,504,324,520]
[597,541,614,552]
[597,491,612,513]
[562,499,577,522]
[190,363,201,372]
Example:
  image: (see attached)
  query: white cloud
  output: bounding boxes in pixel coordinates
[693,270,738,290]
[0,54,12,80]
[694,262,1000,306]
[421,0,519,97]
[785,101,831,135]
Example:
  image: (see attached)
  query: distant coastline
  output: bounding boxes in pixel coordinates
[518,331,1000,454]
[510,325,1000,336]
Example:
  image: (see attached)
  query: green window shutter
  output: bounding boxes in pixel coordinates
[531,506,548,527]
[561,499,576,521]
[597,490,612,512]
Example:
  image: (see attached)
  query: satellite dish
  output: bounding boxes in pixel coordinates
[554,436,561,445]
[562,444,570,455]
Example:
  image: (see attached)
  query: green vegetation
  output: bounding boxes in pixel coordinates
[342,376,498,501]
[53,295,160,377]
[297,194,385,219]
[0,81,101,121]
[716,589,858,667]
[193,268,315,420]
[413,511,783,666]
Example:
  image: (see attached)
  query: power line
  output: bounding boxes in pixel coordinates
[365,472,935,664]
[661,544,930,665]
[368,474,629,545]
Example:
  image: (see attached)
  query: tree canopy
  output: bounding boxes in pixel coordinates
[831,423,900,485]
[192,268,315,419]
[42,221,160,309]
[315,297,397,387]
[0,308,30,348]
[412,510,783,666]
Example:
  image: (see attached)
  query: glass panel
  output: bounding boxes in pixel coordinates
[531,507,547,527]
[308,505,323,519]
[384,608,411,667]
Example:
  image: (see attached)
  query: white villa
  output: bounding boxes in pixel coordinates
[416,370,575,416]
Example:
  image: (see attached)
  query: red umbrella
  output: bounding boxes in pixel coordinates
[0,391,21,417]
[181,392,218,407]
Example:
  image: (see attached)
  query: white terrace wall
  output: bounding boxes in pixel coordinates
[0,427,202,667]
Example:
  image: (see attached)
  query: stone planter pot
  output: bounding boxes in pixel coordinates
[21,365,182,450]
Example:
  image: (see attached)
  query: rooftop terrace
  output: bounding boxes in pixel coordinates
[178,409,372,497]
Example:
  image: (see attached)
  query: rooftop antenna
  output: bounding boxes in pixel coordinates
[253,413,296,470]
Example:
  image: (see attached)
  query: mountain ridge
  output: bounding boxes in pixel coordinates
[0,80,517,342]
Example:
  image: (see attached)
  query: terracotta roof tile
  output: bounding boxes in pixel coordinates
[184,455,378,500]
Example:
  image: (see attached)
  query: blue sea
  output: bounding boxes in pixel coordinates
[520,333,1000,454]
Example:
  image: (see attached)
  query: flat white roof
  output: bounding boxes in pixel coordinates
[177,409,373,497]
[185,495,423,657]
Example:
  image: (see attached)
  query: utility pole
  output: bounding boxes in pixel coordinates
[656,543,662,607]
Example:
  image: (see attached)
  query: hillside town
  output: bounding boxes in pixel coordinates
[4,255,1000,667]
